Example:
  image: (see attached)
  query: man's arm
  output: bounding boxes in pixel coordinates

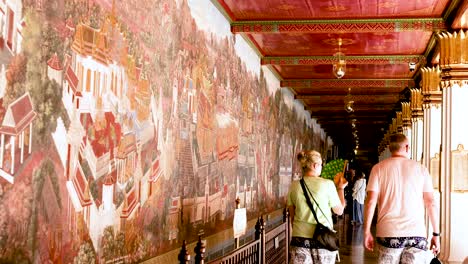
[364,191,378,251]
[423,191,440,253]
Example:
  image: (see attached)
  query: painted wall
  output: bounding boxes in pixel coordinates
[0,0,328,263]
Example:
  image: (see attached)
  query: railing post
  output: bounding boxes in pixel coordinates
[178,240,190,264]
[234,197,240,249]
[254,216,265,264]
[283,207,290,263]
[194,236,206,264]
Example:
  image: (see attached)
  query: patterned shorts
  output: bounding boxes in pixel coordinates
[377,237,428,250]
[289,237,337,264]
[376,237,432,264]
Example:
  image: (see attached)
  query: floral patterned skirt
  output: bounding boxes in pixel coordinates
[289,237,337,264]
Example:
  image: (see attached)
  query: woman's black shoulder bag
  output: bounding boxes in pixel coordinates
[299,179,340,251]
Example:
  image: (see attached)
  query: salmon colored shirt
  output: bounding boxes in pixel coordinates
[367,156,433,238]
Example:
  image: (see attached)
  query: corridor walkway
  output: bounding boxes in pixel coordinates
[336,214,378,264]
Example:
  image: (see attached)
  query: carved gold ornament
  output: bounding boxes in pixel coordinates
[438,30,468,67]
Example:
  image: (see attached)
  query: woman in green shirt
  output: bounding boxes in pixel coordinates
[287,150,347,264]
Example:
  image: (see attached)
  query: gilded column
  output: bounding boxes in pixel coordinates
[410,89,423,161]
[438,30,468,263]
[401,101,412,149]
[420,68,442,240]
[378,132,390,161]
[379,118,397,161]
[396,111,403,134]
[401,102,412,157]
[421,67,442,187]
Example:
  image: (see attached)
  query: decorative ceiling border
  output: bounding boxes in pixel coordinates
[232,18,446,33]
[262,55,425,65]
[281,79,415,88]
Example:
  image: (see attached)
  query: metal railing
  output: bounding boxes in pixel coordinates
[179,208,290,264]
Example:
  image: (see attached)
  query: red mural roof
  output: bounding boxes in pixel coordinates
[0,93,37,136]
[65,65,80,96]
[47,53,63,70]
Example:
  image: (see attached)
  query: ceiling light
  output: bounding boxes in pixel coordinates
[333,38,346,79]
[344,88,354,113]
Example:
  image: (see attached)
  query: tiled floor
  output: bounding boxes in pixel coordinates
[335,214,379,264]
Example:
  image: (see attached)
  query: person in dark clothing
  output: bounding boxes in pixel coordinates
[344,168,356,217]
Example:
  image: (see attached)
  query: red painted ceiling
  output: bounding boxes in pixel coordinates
[249,32,431,56]
[213,0,462,163]
[217,0,449,21]
[274,64,415,79]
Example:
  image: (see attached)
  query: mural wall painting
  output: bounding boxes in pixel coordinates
[0,0,325,262]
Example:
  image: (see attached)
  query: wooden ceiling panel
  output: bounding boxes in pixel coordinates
[302,93,399,103]
[274,64,416,79]
[293,86,405,95]
[248,32,432,56]
[217,0,449,21]
[283,79,414,89]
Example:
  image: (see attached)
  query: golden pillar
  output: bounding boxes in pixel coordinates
[421,66,442,241]
[421,67,442,188]
[410,89,423,161]
[438,30,468,263]
[396,111,403,134]
[401,102,412,156]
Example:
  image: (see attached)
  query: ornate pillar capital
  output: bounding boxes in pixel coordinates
[438,30,468,68]
[438,30,468,82]
[421,66,442,108]
[401,102,412,129]
[410,89,423,119]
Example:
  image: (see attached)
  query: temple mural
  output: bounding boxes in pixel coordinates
[0,0,327,263]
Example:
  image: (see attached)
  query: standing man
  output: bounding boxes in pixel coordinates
[364,134,440,263]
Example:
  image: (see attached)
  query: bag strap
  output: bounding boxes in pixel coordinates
[300,179,333,227]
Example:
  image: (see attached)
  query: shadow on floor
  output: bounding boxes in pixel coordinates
[336,214,378,264]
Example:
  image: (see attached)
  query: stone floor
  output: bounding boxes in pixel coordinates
[335,214,379,263]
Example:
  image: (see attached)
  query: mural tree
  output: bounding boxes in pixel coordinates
[101,226,116,260]
[28,159,56,260]
[74,242,96,264]
[21,10,66,147]
[4,54,27,105]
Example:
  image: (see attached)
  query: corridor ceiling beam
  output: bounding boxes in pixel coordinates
[281,79,414,89]
[261,55,425,66]
[296,94,400,100]
[231,18,446,34]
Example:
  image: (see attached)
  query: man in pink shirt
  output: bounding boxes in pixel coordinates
[364,134,440,263]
